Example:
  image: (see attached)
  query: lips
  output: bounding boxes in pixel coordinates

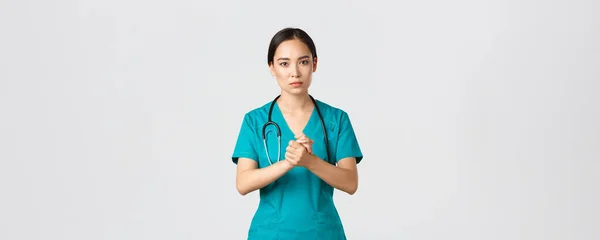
[290,81,303,86]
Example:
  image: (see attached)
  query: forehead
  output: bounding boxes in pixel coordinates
[274,39,312,58]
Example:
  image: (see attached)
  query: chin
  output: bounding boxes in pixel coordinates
[284,88,308,95]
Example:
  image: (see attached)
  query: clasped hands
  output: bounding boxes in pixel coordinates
[284,132,316,167]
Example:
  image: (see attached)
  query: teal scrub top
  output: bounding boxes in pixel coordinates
[232,99,363,240]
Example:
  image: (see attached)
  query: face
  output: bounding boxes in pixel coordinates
[269,38,318,95]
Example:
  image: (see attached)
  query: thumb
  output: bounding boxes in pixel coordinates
[305,144,313,154]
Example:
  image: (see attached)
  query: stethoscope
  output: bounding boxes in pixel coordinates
[262,95,330,165]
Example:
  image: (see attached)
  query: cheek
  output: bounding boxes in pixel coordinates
[274,75,288,86]
[303,65,314,73]
[273,68,287,78]
[274,71,285,80]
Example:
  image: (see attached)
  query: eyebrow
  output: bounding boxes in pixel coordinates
[277,55,310,61]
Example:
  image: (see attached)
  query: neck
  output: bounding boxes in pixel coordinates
[277,92,313,113]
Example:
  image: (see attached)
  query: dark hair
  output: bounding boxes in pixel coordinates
[267,27,317,66]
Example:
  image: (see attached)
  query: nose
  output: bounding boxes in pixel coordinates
[290,64,301,78]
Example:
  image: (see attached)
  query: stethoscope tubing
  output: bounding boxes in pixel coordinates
[262,95,330,165]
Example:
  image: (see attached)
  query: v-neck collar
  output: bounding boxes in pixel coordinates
[272,101,318,138]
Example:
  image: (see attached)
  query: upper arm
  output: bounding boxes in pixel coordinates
[236,158,258,195]
[335,112,364,164]
[337,157,358,173]
[232,114,259,165]
[236,157,258,175]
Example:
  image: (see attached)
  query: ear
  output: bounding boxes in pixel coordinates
[312,57,318,72]
[269,63,276,77]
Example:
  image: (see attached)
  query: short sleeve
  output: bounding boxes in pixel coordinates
[335,112,364,164]
[231,114,258,165]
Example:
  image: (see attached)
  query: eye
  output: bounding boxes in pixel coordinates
[279,62,288,67]
[300,60,309,65]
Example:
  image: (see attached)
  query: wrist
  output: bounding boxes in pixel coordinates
[282,159,295,169]
[305,154,320,170]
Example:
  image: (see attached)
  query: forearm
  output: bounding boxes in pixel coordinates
[236,160,294,195]
[305,156,358,195]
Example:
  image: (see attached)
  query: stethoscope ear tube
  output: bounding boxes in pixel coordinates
[312,97,331,164]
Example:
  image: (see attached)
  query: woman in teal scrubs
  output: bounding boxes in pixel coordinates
[231,27,364,240]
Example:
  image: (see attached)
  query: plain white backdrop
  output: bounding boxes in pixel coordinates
[1,0,599,239]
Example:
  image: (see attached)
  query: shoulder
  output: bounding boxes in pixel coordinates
[314,99,352,126]
[240,101,271,127]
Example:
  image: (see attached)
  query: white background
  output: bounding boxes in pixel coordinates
[1,0,599,239]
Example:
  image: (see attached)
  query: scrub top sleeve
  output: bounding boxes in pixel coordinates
[335,111,364,164]
[231,113,258,165]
